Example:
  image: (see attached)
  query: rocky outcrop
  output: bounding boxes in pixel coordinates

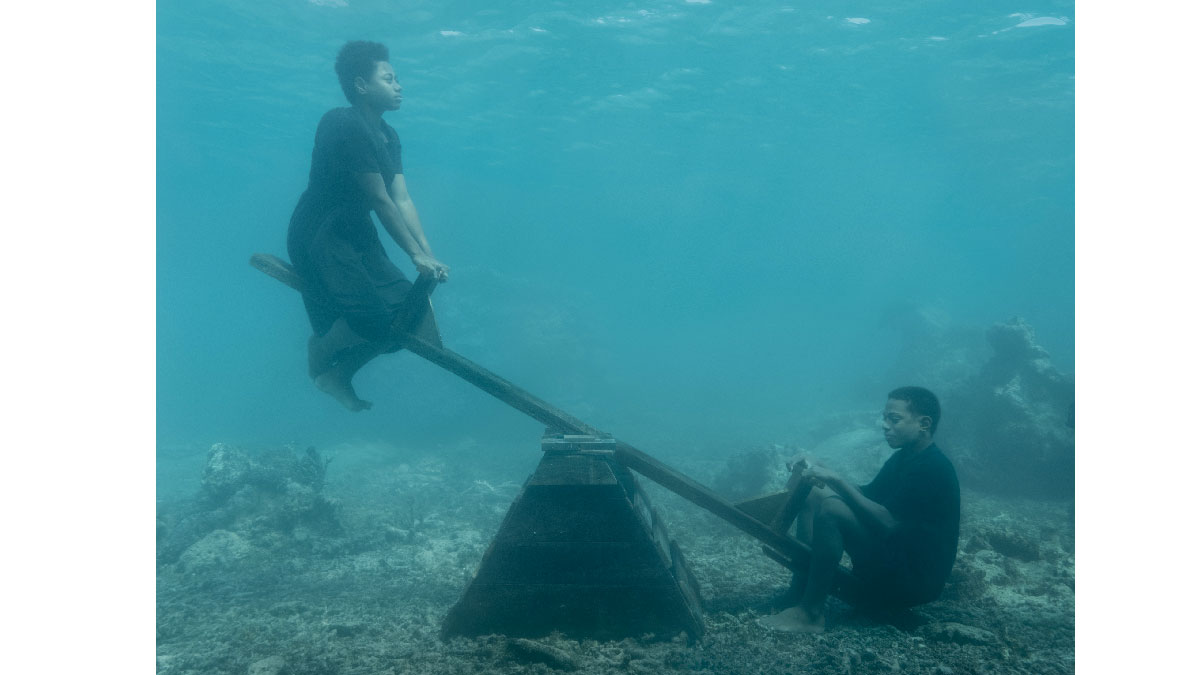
[711,445,791,500]
[939,318,1075,497]
[157,444,341,566]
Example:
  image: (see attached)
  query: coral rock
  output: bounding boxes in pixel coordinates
[712,445,790,500]
[919,622,998,646]
[247,656,285,675]
[507,638,579,671]
[941,318,1074,497]
[202,444,253,500]
[177,530,252,572]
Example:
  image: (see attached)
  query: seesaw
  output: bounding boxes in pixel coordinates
[251,254,860,640]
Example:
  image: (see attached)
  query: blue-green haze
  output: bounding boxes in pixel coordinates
[157,0,1073,458]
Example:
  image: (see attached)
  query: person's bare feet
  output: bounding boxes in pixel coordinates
[314,370,373,412]
[757,605,826,633]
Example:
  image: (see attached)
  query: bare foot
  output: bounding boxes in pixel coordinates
[757,606,825,633]
[314,371,373,412]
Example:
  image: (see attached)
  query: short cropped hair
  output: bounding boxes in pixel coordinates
[888,386,941,435]
[335,40,389,102]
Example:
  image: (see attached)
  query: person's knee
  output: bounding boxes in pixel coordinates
[813,498,852,531]
[804,485,836,512]
[814,495,853,522]
[816,497,878,559]
[810,505,846,557]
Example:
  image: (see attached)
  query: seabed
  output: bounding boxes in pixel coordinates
[156,441,1073,675]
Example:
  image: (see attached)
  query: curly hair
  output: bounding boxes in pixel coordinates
[887,386,942,434]
[334,40,389,102]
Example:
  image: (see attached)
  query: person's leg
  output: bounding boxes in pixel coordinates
[760,495,877,633]
[801,496,880,625]
[306,243,417,408]
[308,318,383,412]
[307,278,419,411]
[793,485,837,543]
[773,456,838,536]
[768,484,836,608]
[308,318,359,376]
[300,226,410,407]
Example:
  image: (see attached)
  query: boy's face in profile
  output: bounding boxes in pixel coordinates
[882,398,928,449]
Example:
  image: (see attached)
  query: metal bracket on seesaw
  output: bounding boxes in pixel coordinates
[249,253,859,600]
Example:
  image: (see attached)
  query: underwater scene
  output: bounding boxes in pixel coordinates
[157,1,1074,673]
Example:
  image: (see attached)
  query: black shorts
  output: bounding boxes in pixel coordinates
[851,543,927,609]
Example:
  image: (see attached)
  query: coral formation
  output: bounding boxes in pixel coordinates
[711,444,792,500]
[157,443,341,566]
[939,318,1075,497]
[880,309,1074,497]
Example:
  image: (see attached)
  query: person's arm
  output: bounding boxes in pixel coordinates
[804,463,899,537]
[355,172,449,280]
[387,174,435,258]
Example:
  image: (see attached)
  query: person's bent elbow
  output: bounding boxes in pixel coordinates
[368,191,398,212]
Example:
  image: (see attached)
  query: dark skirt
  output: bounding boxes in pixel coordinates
[287,198,411,345]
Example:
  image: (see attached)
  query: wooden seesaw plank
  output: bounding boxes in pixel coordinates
[249,253,858,597]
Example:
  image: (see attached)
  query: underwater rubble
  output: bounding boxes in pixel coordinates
[157,439,1073,675]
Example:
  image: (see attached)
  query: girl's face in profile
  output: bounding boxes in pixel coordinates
[359,62,402,112]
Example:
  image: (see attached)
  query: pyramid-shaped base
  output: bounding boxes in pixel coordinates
[442,438,703,641]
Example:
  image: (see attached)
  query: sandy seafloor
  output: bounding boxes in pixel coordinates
[156,436,1073,675]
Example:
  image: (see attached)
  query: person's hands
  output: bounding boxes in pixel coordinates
[786,454,821,490]
[412,253,450,282]
[785,452,808,473]
[802,462,840,488]
[787,456,838,490]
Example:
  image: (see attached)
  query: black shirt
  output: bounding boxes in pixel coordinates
[290,107,404,248]
[859,442,960,604]
[305,107,403,197]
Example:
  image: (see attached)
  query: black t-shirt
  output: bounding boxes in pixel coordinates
[306,106,403,199]
[293,106,404,241]
[289,107,404,250]
[858,443,960,604]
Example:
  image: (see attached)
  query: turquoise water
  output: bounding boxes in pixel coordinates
[157,0,1073,454]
